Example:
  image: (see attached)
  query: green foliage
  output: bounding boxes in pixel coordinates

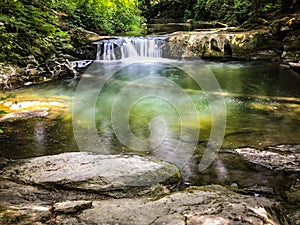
[0,0,143,65]
[141,0,196,22]
[141,0,282,24]
[0,25,21,63]
[194,0,281,24]
[0,211,27,224]
[52,0,142,35]
[0,0,70,64]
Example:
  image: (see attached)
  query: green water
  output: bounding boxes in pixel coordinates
[0,60,299,194]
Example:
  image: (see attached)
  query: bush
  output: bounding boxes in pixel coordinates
[194,0,281,24]
[0,0,143,65]
[53,0,142,35]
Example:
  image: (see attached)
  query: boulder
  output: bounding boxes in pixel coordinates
[167,26,300,61]
[69,28,110,47]
[1,152,181,197]
[283,30,300,51]
[77,186,282,225]
[167,29,282,60]
[227,145,300,172]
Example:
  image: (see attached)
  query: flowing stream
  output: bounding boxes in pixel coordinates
[1,36,300,196]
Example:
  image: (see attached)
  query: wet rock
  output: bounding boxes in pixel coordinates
[53,200,92,214]
[0,58,79,90]
[167,21,300,62]
[67,44,98,60]
[0,109,49,122]
[78,186,282,225]
[227,146,300,172]
[0,202,51,225]
[167,29,282,60]
[286,180,300,205]
[289,62,300,73]
[285,179,300,225]
[69,28,109,47]
[283,30,300,51]
[1,152,181,196]
[250,50,281,60]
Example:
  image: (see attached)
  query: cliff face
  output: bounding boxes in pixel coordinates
[167,14,300,62]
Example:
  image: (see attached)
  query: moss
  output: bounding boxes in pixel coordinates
[0,211,28,225]
[286,191,300,205]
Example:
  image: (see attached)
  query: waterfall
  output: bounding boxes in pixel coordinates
[96,37,166,61]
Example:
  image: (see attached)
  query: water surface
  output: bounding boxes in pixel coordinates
[0,60,299,194]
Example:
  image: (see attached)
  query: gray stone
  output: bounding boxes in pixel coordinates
[167,28,300,61]
[227,146,300,172]
[0,109,49,122]
[53,200,92,214]
[283,31,300,51]
[78,186,281,225]
[1,152,181,195]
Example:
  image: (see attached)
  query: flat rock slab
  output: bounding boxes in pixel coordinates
[77,186,281,225]
[228,145,300,172]
[0,109,49,122]
[53,200,92,214]
[1,152,180,195]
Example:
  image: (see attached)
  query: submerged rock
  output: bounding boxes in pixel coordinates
[1,152,181,196]
[0,109,49,122]
[227,145,300,172]
[0,100,65,122]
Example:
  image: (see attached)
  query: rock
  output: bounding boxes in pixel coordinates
[77,186,282,225]
[69,28,109,47]
[285,179,300,225]
[282,50,300,62]
[286,180,300,205]
[289,61,300,73]
[53,200,92,214]
[0,109,49,122]
[1,152,181,196]
[167,24,300,61]
[250,50,281,60]
[19,55,39,67]
[0,204,51,225]
[227,146,300,172]
[283,31,300,51]
[167,29,282,60]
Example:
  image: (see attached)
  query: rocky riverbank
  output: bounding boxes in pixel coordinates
[0,28,109,91]
[167,14,300,62]
[1,14,300,91]
[0,145,299,225]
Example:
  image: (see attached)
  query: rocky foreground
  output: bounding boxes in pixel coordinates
[0,146,299,225]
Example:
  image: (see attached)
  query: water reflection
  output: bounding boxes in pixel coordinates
[34,121,47,153]
[0,61,299,190]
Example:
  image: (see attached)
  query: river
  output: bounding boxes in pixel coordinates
[0,36,299,196]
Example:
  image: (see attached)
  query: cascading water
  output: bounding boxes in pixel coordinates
[95,36,166,61]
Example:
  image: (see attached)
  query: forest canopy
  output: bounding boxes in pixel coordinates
[0,0,141,63]
[141,0,299,23]
[0,0,299,64]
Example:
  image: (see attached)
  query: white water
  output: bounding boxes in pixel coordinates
[96,37,165,61]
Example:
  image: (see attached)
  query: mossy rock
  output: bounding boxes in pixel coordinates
[69,28,108,47]
[286,181,300,206]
